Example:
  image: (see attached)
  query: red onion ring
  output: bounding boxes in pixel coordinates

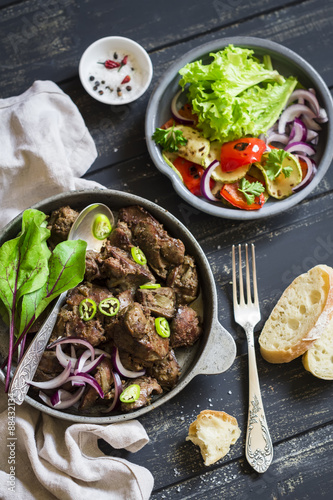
[170,89,195,125]
[292,155,317,193]
[55,344,77,371]
[287,89,320,116]
[285,141,316,156]
[111,347,145,378]
[101,370,123,413]
[48,337,95,361]
[67,373,104,399]
[29,360,72,389]
[39,386,85,410]
[288,118,307,143]
[75,353,105,375]
[278,104,317,134]
[200,160,220,201]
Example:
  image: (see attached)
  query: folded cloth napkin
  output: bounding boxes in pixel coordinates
[0,81,154,499]
[0,392,153,500]
[0,80,103,229]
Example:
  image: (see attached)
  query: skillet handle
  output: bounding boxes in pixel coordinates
[194,318,236,376]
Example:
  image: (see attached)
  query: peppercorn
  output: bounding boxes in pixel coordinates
[117,87,122,97]
[126,86,132,91]
[89,75,95,81]
[98,90,104,95]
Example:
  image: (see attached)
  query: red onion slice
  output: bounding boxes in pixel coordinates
[55,344,77,371]
[288,118,307,143]
[76,353,105,375]
[285,141,316,156]
[29,360,72,389]
[200,160,220,201]
[101,371,123,413]
[39,386,85,410]
[278,104,317,134]
[111,347,146,378]
[266,133,289,145]
[75,349,93,373]
[171,89,195,125]
[287,89,320,116]
[48,337,95,361]
[292,155,317,193]
[301,114,322,131]
[67,373,104,399]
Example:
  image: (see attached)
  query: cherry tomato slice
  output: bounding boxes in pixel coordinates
[220,175,266,211]
[220,138,266,172]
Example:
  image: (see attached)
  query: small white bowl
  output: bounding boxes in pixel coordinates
[79,36,153,105]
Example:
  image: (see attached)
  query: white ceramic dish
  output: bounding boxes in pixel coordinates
[79,36,153,105]
[145,37,333,220]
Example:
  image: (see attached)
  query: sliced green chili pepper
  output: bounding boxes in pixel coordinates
[79,298,97,321]
[98,297,120,317]
[139,283,161,289]
[92,214,112,240]
[119,384,141,403]
[131,246,147,265]
[155,317,170,338]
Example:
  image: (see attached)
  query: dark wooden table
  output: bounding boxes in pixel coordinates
[1,0,333,498]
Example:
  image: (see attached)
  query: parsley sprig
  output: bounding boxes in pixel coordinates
[263,149,293,180]
[152,124,188,153]
[238,177,265,205]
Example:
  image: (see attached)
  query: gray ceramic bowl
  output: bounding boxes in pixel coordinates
[0,189,236,423]
[145,36,333,220]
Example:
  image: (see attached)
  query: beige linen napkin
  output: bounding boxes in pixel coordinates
[0,81,154,499]
[0,392,153,500]
[0,80,103,228]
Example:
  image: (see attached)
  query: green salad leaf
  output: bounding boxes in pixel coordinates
[0,208,87,391]
[178,45,298,143]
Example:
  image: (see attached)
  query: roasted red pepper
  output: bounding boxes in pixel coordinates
[220,138,266,172]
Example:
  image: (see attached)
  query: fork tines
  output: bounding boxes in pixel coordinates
[232,243,259,307]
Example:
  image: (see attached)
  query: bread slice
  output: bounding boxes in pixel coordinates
[302,316,333,380]
[259,265,333,363]
[186,410,240,466]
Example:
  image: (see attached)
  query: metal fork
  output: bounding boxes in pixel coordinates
[232,243,273,473]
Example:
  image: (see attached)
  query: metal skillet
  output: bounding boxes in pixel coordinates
[0,189,236,423]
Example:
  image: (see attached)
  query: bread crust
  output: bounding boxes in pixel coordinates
[259,265,333,363]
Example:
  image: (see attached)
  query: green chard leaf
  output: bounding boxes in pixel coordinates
[18,239,87,334]
[264,149,293,180]
[152,124,188,152]
[0,209,51,324]
[238,177,265,205]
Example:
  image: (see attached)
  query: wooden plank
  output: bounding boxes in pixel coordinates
[0,0,304,94]
[147,424,333,498]
[95,190,333,489]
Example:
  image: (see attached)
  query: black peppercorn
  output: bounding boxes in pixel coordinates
[89,75,95,81]
[126,86,132,91]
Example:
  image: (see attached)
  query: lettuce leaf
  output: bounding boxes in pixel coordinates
[178,45,298,143]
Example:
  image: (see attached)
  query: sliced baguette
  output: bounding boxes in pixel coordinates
[186,410,240,466]
[259,264,333,363]
[302,316,333,380]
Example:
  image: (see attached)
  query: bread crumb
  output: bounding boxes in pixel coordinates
[186,410,240,466]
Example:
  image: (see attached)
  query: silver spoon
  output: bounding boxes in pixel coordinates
[9,203,114,405]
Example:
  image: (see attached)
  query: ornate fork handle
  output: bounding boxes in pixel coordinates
[9,292,67,404]
[245,322,273,473]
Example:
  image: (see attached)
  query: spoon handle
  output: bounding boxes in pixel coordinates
[9,292,67,404]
